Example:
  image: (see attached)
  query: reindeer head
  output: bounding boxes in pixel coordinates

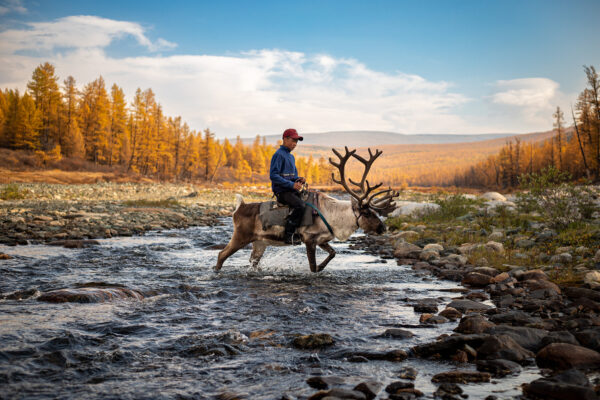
[329,146,399,235]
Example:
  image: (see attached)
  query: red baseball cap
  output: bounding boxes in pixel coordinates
[283,128,303,141]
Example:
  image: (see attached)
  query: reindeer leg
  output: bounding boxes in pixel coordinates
[316,242,336,272]
[305,241,318,273]
[249,241,267,269]
[215,235,250,272]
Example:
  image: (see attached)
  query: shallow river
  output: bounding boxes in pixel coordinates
[0,219,541,399]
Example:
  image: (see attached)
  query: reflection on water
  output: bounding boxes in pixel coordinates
[0,219,540,399]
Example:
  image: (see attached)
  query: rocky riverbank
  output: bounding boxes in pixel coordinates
[337,190,600,400]
[0,182,271,247]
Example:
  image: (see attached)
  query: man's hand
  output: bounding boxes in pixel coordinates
[293,181,303,191]
[297,177,306,184]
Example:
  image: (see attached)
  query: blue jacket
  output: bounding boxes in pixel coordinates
[270,145,299,194]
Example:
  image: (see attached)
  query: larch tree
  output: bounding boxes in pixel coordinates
[108,84,128,166]
[553,106,564,170]
[27,62,63,151]
[62,76,84,158]
[80,77,111,164]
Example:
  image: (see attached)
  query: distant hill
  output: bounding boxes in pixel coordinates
[239,130,515,147]
[289,127,568,187]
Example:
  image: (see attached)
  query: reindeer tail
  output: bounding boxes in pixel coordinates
[234,194,244,212]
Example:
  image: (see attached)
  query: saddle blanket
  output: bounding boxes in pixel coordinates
[258,191,317,230]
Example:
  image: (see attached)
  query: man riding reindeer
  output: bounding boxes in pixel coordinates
[215,137,398,273]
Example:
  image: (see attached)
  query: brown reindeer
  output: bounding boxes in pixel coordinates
[215,147,398,273]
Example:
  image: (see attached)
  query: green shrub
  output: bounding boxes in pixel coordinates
[418,194,481,223]
[516,166,598,229]
[0,184,30,200]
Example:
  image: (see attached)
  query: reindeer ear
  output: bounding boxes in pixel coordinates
[350,196,359,209]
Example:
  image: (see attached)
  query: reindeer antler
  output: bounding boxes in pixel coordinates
[330,147,399,209]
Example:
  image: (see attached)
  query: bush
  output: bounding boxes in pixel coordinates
[516,166,598,229]
[0,184,30,200]
[418,194,481,223]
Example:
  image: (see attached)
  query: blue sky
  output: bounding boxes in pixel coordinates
[1,0,599,137]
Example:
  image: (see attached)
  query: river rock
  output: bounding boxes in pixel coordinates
[412,334,488,358]
[489,310,538,326]
[541,331,580,348]
[536,343,600,370]
[431,370,491,383]
[423,243,444,252]
[354,380,383,400]
[461,272,493,287]
[517,269,549,281]
[307,388,367,400]
[485,241,504,254]
[488,231,504,241]
[584,271,600,288]
[379,328,414,339]
[521,279,561,295]
[385,381,414,393]
[574,329,600,352]
[37,287,144,303]
[482,192,506,202]
[340,349,408,362]
[446,299,491,313]
[398,367,418,380]
[397,231,420,242]
[476,334,535,364]
[564,287,600,302]
[307,376,346,390]
[455,315,495,334]
[394,242,422,258]
[439,307,462,321]
[0,253,13,259]
[390,202,440,217]
[515,239,536,249]
[476,359,521,377]
[293,333,335,349]
[486,325,548,352]
[523,369,597,400]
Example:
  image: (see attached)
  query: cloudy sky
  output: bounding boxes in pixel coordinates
[1,0,599,138]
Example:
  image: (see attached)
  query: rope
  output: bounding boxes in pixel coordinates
[304,201,334,236]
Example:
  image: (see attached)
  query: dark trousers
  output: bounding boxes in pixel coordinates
[276,190,305,234]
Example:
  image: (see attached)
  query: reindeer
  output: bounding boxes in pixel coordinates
[215,147,398,273]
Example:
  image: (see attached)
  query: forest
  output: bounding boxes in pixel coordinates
[1,63,598,189]
[0,62,335,185]
[449,66,600,189]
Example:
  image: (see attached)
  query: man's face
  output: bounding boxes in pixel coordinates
[283,136,299,151]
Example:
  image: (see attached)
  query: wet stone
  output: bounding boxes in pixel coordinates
[379,328,414,339]
[536,343,600,370]
[307,388,367,400]
[523,369,597,400]
[476,334,535,364]
[398,367,418,380]
[476,359,521,377]
[446,299,491,313]
[306,376,346,390]
[431,370,491,383]
[292,333,335,349]
[353,380,383,400]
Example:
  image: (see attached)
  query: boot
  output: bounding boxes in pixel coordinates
[283,221,301,245]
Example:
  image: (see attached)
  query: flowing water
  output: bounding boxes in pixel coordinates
[0,219,541,399]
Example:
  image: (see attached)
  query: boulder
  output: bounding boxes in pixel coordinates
[476,334,535,364]
[521,279,561,295]
[398,367,418,380]
[476,359,521,377]
[489,310,538,326]
[541,331,580,348]
[482,192,506,202]
[536,343,600,370]
[523,369,597,400]
[455,315,495,334]
[390,201,440,217]
[306,376,346,390]
[458,243,485,255]
[486,325,548,352]
[431,370,491,383]
[563,287,600,302]
[461,272,493,287]
[396,231,420,242]
[446,299,491,313]
[584,271,600,288]
[354,381,383,400]
[379,329,414,339]
[412,334,488,359]
[439,307,462,321]
[574,329,600,352]
[423,243,444,252]
[485,241,505,254]
[518,269,549,281]
[394,242,422,258]
[37,287,143,303]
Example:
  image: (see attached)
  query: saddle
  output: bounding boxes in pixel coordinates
[258,191,318,230]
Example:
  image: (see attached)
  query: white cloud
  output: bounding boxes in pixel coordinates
[490,78,565,129]
[0,14,566,137]
[0,0,27,16]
